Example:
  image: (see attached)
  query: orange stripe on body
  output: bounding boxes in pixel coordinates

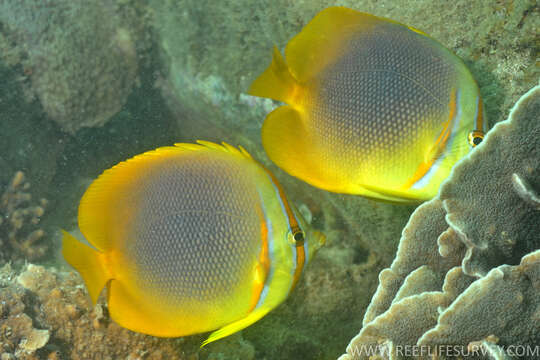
[402,89,457,190]
[290,242,305,291]
[475,98,484,132]
[248,207,270,312]
[260,165,306,292]
[262,166,302,235]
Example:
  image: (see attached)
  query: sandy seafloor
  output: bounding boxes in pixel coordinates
[0,0,538,359]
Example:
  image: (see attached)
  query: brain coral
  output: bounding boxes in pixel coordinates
[339,83,540,360]
[0,0,141,133]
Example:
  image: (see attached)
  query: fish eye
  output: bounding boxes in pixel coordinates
[472,136,483,146]
[468,130,484,147]
[288,228,305,246]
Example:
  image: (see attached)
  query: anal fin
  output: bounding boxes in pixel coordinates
[201,306,272,347]
[360,184,426,203]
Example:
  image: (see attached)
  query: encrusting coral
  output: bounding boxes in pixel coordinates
[439,82,540,277]
[0,171,48,265]
[339,83,540,360]
[0,265,51,358]
[418,249,540,351]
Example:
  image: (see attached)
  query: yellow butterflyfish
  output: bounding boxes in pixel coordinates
[62,141,325,346]
[249,7,486,202]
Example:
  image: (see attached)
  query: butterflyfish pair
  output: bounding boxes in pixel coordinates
[249,7,486,202]
[62,141,325,346]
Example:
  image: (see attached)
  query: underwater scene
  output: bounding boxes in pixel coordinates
[0,0,538,359]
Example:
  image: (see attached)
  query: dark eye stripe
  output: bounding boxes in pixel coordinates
[260,165,307,292]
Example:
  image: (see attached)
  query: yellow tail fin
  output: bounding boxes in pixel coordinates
[248,46,299,104]
[61,230,110,304]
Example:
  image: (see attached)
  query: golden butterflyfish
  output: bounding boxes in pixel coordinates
[62,141,325,346]
[249,7,486,202]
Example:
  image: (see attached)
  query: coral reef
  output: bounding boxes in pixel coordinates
[0,264,257,359]
[0,1,535,359]
[0,0,146,133]
[339,84,540,360]
[0,171,48,265]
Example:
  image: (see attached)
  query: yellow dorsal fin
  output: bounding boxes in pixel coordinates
[248,7,429,104]
[284,7,375,82]
[248,46,300,104]
[78,145,182,251]
[78,141,252,252]
[285,7,428,82]
[188,140,254,161]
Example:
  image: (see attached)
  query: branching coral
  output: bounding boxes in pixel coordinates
[339,84,540,360]
[0,171,48,264]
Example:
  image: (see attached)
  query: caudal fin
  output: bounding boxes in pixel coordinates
[61,230,110,304]
[248,46,299,104]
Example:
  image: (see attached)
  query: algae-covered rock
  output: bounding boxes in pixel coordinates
[0,0,145,133]
[0,62,64,193]
[340,84,540,360]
